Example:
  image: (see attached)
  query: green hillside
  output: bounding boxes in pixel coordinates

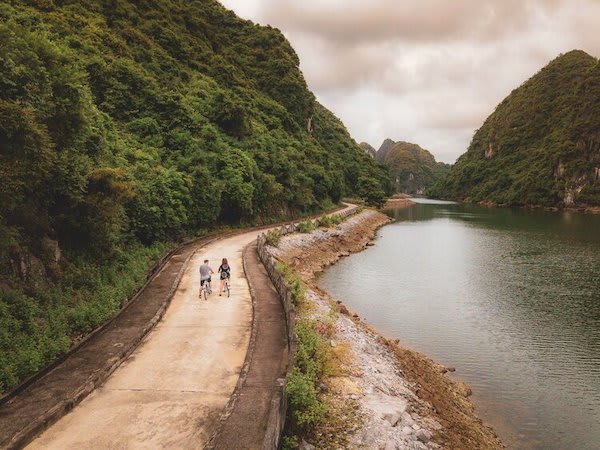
[371,139,450,194]
[432,50,600,207]
[0,0,389,393]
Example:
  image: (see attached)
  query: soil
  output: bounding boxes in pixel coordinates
[271,209,504,450]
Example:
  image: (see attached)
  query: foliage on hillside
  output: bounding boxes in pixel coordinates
[0,0,390,393]
[364,139,450,194]
[381,141,450,194]
[431,50,600,206]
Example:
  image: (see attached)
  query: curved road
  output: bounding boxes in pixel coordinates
[28,230,262,449]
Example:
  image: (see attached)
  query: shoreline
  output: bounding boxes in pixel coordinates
[271,208,503,449]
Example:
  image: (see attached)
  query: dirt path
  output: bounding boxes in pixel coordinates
[27,231,262,449]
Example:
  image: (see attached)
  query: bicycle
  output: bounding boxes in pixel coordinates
[224,277,231,298]
[200,279,212,301]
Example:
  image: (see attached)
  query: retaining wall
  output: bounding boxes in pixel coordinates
[256,207,357,449]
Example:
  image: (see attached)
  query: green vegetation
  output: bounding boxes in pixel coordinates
[297,220,316,233]
[277,262,306,306]
[265,229,281,248]
[0,242,169,393]
[317,214,342,228]
[286,320,329,430]
[431,50,600,206]
[0,0,390,394]
[277,263,331,438]
[373,140,450,195]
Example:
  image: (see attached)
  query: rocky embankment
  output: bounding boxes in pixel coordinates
[271,210,503,449]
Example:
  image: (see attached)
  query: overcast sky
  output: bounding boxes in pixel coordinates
[219,0,600,163]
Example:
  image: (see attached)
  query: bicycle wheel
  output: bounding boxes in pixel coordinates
[202,286,208,301]
[226,280,230,298]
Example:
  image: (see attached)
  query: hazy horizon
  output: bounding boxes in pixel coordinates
[218,0,600,163]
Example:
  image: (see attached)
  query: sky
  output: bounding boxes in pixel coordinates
[218,0,600,163]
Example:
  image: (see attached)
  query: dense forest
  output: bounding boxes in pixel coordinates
[431,50,600,206]
[362,139,450,194]
[0,0,391,393]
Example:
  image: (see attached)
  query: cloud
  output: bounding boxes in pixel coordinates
[258,0,561,45]
[220,0,600,163]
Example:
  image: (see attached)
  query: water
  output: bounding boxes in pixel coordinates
[318,199,600,450]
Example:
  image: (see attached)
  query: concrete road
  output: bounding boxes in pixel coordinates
[27,230,262,449]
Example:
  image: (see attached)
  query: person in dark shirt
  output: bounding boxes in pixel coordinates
[218,258,231,296]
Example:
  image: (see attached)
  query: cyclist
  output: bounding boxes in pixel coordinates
[218,258,231,296]
[199,259,213,298]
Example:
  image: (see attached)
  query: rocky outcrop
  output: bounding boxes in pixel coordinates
[377,139,397,163]
[360,142,377,159]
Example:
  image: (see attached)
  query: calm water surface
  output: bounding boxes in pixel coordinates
[318,199,600,450]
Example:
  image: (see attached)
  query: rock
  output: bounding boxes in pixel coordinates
[456,381,472,397]
[383,412,402,427]
[401,412,414,426]
[366,241,375,246]
[319,382,329,392]
[42,237,61,263]
[401,426,413,436]
[338,304,350,315]
[416,429,432,443]
[446,367,456,372]
[299,439,315,450]
[384,439,397,450]
[363,392,408,424]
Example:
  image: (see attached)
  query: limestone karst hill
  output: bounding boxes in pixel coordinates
[432,50,600,207]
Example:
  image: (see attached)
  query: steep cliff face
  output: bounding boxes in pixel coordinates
[433,50,600,207]
[377,138,397,163]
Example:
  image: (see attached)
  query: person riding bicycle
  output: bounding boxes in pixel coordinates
[199,259,213,298]
[218,258,231,296]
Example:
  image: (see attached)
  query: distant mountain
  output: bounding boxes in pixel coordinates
[360,142,377,158]
[369,139,450,194]
[432,50,600,207]
[377,138,397,163]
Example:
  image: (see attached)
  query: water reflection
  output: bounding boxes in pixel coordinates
[319,202,600,450]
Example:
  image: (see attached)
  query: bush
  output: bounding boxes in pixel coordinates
[317,214,342,228]
[286,319,330,431]
[286,367,327,428]
[297,220,316,233]
[277,262,306,305]
[265,229,281,247]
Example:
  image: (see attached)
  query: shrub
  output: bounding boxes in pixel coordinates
[317,214,342,228]
[277,262,306,305]
[286,319,330,431]
[265,229,281,247]
[286,367,327,428]
[297,220,316,233]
